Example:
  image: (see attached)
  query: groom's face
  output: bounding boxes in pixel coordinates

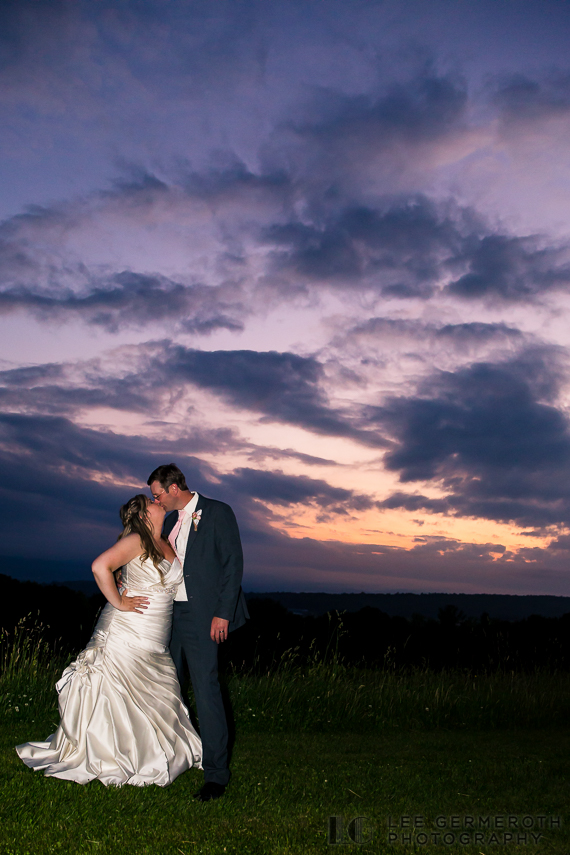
[150,480,178,512]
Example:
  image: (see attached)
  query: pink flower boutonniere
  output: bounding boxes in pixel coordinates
[191,509,202,531]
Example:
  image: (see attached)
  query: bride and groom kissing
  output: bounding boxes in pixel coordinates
[17,463,249,802]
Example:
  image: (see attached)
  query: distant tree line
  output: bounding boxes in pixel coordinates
[3,575,570,672]
[222,599,570,672]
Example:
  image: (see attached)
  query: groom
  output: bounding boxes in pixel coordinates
[147,463,249,802]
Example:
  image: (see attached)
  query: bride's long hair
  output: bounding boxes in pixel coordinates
[119,494,168,572]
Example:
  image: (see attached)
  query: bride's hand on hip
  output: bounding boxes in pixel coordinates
[118,590,150,614]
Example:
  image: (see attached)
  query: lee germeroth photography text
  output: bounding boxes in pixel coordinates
[328,815,562,846]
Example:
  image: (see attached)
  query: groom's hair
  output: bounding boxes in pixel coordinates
[147,463,189,491]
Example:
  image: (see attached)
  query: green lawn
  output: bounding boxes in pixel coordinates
[1,722,568,854]
[1,637,569,854]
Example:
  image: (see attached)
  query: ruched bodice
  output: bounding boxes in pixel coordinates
[94,555,182,653]
[16,554,202,787]
[122,554,183,594]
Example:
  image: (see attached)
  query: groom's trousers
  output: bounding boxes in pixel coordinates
[170,602,229,786]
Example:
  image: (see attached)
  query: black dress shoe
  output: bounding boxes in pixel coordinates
[193,781,226,802]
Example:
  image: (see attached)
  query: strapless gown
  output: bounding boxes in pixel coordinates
[16,555,202,786]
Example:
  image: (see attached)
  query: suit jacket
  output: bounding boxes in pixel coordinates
[163,494,249,633]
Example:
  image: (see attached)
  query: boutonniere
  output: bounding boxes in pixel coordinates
[191,509,202,531]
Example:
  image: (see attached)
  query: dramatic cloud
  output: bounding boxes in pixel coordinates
[2,159,570,351]
[219,467,376,513]
[244,530,570,597]
[293,73,468,147]
[0,343,382,448]
[152,344,386,446]
[0,272,245,334]
[446,234,570,302]
[493,72,570,124]
[340,318,524,349]
[264,197,570,303]
[376,348,570,528]
[263,197,462,298]
[0,410,367,569]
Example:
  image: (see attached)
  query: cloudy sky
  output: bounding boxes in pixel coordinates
[4,0,570,594]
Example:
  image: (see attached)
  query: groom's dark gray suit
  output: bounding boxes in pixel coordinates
[164,494,249,786]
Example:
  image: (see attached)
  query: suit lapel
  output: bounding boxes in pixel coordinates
[163,510,177,539]
[183,494,206,568]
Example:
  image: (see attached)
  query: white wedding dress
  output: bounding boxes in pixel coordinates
[16,555,202,786]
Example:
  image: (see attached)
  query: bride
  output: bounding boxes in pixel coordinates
[16,494,202,786]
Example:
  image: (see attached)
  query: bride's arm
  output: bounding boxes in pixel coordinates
[91,534,150,613]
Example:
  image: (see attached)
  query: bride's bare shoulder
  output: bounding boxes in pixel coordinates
[118,532,143,554]
[92,532,143,572]
[120,532,141,545]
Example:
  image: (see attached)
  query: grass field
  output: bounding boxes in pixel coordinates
[2,724,569,854]
[1,626,569,853]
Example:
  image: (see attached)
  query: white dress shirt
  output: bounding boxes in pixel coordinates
[172,491,199,602]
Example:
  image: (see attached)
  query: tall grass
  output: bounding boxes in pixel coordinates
[3,616,570,733]
[224,629,570,732]
[226,658,570,731]
[0,615,65,724]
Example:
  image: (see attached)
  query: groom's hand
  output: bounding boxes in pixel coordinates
[211,616,229,644]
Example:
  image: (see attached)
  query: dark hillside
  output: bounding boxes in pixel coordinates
[0,574,104,652]
[245,590,570,620]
